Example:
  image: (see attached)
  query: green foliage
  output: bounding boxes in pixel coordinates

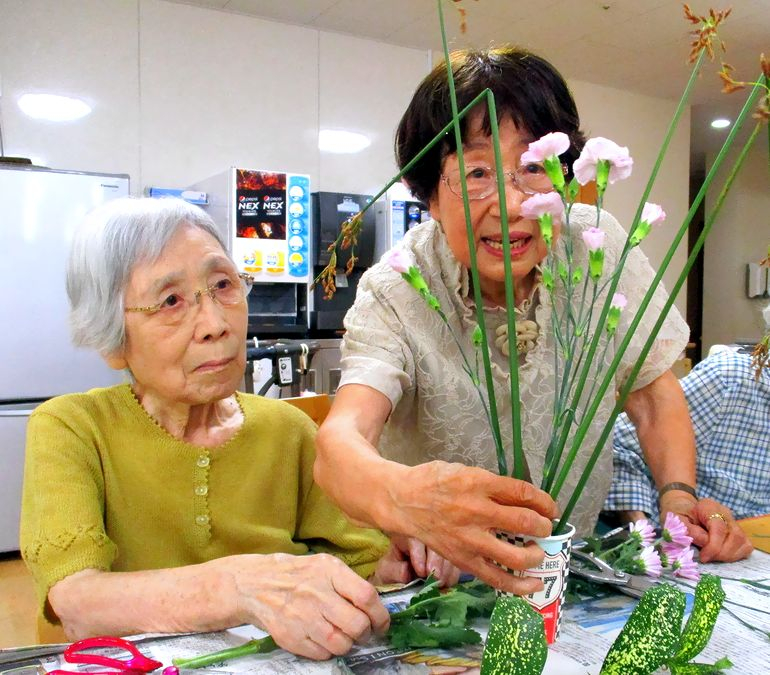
[601,583,685,675]
[671,574,726,664]
[387,576,496,650]
[480,596,547,675]
[600,575,732,675]
[388,621,482,649]
[668,657,734,674]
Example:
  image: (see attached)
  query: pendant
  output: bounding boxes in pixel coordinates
[494,320,539,356]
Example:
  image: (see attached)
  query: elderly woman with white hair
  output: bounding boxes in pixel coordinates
[20,197,401,659]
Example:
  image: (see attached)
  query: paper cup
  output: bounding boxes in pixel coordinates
[496,522,575,644]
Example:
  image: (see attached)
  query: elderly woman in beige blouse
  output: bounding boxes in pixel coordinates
[314,46,751,595]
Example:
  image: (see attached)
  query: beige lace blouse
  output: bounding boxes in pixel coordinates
[340,203,689,536]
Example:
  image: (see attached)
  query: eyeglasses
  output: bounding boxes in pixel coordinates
[125,272,254,325]
[441,161,568,200]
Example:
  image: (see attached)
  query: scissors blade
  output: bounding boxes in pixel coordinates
[569,550,657,599]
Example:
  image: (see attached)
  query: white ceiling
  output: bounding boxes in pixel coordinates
[168,0,769,156]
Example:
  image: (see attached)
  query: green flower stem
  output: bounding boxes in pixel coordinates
[542,49,709,497]
[553,85,764,533]
[438,0,507,476]
[172,636,278,669]
[487,91,525,479]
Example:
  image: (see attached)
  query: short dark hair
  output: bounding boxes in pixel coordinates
[395,46,586,204]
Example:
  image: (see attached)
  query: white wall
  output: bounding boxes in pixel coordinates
[702,139,770,351]
[0,0,430,195]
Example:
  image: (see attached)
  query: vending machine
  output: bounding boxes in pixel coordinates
[373,182,430,259]
[190,168,311,336]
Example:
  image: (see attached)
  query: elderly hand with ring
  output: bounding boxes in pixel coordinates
[660,494,754,563]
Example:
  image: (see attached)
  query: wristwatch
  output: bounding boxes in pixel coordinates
[658,481,697,499]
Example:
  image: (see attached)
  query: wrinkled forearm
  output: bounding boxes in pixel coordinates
[623,370,696,491]
[314,413,412,534]
[49,556,243,639]
[313,384,412,534]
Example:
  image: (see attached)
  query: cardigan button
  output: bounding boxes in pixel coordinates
[195,514,210,526]
[196,455,210,468]
[195,484,208,496]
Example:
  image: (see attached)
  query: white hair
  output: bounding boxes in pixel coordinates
[763,301,770,330]
[66,197,228,356]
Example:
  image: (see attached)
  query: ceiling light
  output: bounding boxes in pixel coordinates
[318,129,371,154]
[18,93,92,122]
[710,118,730,129]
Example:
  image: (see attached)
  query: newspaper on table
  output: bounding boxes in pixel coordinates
[4,550,768,675]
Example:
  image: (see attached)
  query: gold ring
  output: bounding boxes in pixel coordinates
[708,512,728,524]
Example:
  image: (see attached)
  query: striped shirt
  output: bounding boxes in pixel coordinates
[604,349,770,525]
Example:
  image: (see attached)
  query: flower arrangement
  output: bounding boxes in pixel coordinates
[315,2,769,539]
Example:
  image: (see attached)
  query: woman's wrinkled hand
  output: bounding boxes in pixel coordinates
[661,494,754,563]
[372,534,463,588]
[391,461,558,595]
[226,553,389,660]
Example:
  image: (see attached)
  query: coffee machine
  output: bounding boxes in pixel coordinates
[310,191,376,334]
[190,167,311,337]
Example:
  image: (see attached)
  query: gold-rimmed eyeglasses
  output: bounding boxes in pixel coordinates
[125,272,254,326]
[441,161,568,200]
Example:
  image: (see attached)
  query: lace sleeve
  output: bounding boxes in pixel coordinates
[339,265,415,409]
[599,210,690,391]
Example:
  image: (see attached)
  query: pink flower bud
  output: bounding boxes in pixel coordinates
[581,227,605,251]
[520,191,564,222]
[573,137,634,186]
[641,202,666,227]
[385,248,414,274]
[520,132,571,163]
[610,292,627,310]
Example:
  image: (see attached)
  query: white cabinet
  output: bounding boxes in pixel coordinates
[0,404,34,553]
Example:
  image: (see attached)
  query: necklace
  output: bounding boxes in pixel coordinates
[494,318,540,356]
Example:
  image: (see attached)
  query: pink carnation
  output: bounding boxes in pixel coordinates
[573,137,634,186]
[385,248,414,274]
[671,547,700,581]
[581,227,605,252]
[520,191,564,222]
[610,292,627,310]
[641,202,666,227]
[520,131,571,163]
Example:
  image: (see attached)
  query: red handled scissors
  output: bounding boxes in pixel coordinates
[48,636,178,675]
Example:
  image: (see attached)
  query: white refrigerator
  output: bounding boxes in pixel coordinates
[0,165,129,552]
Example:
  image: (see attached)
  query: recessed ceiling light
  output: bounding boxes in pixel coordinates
[18,93,92,121]
[318,129,371,154]
[710,118,731,129]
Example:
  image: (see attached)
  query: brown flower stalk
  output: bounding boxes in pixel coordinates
[718,55,770,122]
[752,336,769,381]
[339,211,364,250]
[683,4,731,63]
[311,211,365,297]
[451,0,477,34]
[316,250,338,300]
